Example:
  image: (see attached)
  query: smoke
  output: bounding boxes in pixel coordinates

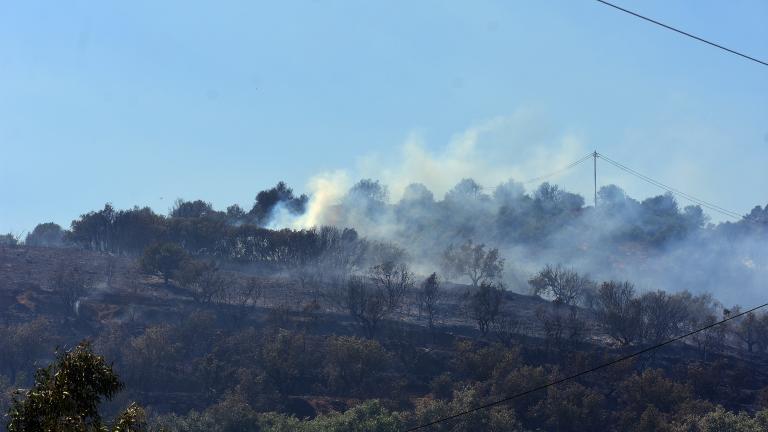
[357,112,588,201]
[266,115,766,307]
[276,111,586,229]
[272,170,350,229]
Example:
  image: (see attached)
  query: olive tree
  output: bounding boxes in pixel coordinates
[529,264,594,306]
[139,242,188,284]
[442,240,504,288]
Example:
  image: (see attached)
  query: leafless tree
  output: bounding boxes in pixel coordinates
[50,265,92,315]
[223,277,261,307]
[593,281,643,346]
[369,261,413,313]
[295,263,321,303]
[492,314,521,347]
[104,254,117,289]
[344,276,389,338]
[529,264,595,306]
[465,281,504,336]
[691,312,726,360]
[417,273,442,332]
[733,309,764,353]
[221,277,262,324]
[536,304,588,350]
[638,290,690,344]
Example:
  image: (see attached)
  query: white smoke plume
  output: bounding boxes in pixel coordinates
[265,112,766,307]
[285,109,589,230]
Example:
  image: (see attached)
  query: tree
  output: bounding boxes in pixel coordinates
[7,341,146,432]
[442,239,504,287]
[249,182,308,224]
[535,305,588,351]
[593,281,643,346]
[679,406,768,432]
[534,383,606,432]
[417,273,442,332]
[369,261,413,313]
[225,204,246,220]
[139,242,188,284]
[0,233,21,248]
[466,282,505,335]
[639,291,689,344]
[50,265,92,315]
[25,223,65,247]
[323,336,390,397]
[492,314,522,347]
[221,277,262,323]
[67,204,116,252]
[170,199,215,219]
[529,265,594,306]
[0,318,50,382]
[615,368,695,430]
[176,260,227,304]
[407,386,524,432]
[344,276,389,338]
[346,179,388,203]
[112,207,166,255]
[304,400,403,432]
[733,310,764,354]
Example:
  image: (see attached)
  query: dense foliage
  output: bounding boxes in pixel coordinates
[6,342,144,432]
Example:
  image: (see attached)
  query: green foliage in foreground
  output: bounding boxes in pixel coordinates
[151,398,402,432]
[6,342,145,432]
[12,342,768,432]
[150,400,768,432]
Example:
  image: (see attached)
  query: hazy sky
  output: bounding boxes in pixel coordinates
[1,0,766,234]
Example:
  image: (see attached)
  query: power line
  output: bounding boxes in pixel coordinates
[471,151,757,224]
[482,152,594,191]
[405,301,768,431]
[595,0,768,67]
[597,152,745,220]
[522,153,594,185]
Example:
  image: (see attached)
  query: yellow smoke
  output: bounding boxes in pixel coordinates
[289,170,350,229]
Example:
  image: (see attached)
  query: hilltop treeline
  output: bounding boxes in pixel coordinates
[19,178,768,259]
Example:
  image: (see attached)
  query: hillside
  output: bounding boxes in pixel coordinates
[3,242,768,431]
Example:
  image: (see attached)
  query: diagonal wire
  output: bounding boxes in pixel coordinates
[405,301,768,431]
[522,153,594,184]
[482,152,594,191]
[597,152,744,220]
[595,0,768,67]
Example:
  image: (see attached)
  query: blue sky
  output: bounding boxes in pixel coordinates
[1,0,766,234]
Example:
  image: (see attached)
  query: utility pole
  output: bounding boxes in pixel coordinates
[593,151,598,207]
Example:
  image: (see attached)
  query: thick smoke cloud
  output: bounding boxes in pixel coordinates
[270,117,766,307]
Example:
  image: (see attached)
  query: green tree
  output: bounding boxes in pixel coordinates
[408,386,526,432]
[6,341,145,432]
[442,240,504,288]
[323,336,390,397]
[304,400,402,432]
[139,242,188,284]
